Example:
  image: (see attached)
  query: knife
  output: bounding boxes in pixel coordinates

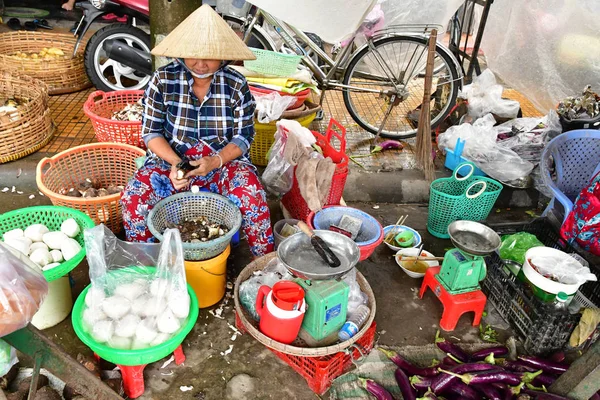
[297,221,341,268]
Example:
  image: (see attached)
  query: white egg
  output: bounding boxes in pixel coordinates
[143,297,167,317]
[157,310,181,334]
[102,296,131,320]
[91,320,114,343]
[85,286,106,308]
[135,318,158,343]
[83,306,108,330]
[168,292,190,319]
[150,333,171,347]
[114,282,146,302]
[115,314,141,338]
[150,278,169,297]
[108,335,132,350]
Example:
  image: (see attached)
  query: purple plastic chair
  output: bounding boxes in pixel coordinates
[541,129,600,223]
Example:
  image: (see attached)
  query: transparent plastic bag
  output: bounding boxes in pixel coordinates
[0,339,17,377]
[529,254,597,286]
[499,232,544,265]
[262,128,294,196]
[460,69,520,119]
[0,242,48,337]
[342,269,368,315]
[82,225,190,350]
[255,92,297,124]
[239,257,293,321]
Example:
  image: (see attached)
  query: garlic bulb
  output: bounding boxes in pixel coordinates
[60,218,80,238]
[135,318,158,343]
[114,282,146,302]
[24,224,50,242]
[102,296,131,320]
[61,238,82,261]
[115,314,141,338]
[2,228,23,241]
[85,286,106,308]
[42,231,68,250]
[168,292,190,319]
[91,320,114,343]
[157,310,181,334]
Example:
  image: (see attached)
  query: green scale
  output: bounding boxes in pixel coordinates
[437,221,502,294]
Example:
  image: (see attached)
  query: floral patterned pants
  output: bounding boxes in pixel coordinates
[121,143,274,257]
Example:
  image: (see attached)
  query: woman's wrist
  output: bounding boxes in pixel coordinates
[215,154,223,168]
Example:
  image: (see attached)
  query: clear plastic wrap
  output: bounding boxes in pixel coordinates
[529,254,597,286]
[460,69,521,119]
[254,92,297,124]
[0,242,48,337]
[82,225,190,350]
[481,1,600,112]
[0,339,17,376]
[239,257,293,321]
[262,128,294,196]
[342,268,368,315]
[379,0,464,32]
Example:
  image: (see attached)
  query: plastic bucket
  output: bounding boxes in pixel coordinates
[185,245,231,308]
[31,276,72,329]
[273,219,300,249]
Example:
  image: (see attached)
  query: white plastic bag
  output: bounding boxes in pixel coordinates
[529,254,597,286]
[254,92,297,123]
[342,269,368,315]
[460,69,520,119]
[0,339,18,377]
[82,225,190,350]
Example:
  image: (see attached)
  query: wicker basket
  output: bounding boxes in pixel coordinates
[36,143,146,233]
[147,192,242,261]
[0,71,55,163]
[84,90,145,148]
[234,253,376,357]
[0,31,91,95]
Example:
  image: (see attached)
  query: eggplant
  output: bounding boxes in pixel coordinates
[440,356,459,367]
[590,393,600,400]
[446,381,481,400]
[474,383,503,400]
[395,368,417,400]
[503,360,539,373]
[522,388,572,400]
[379,348,440,377]
[431,363,496,394]
[517,356,569,375]
[532,374,556,387]
[471,346,509,361]
[359,378,394,400]
[410,375,434,391]
[452,362,497,374]
[438,368,522,386]
[417,390,438,400]
[435,337,470,363]
[549,351,565,363]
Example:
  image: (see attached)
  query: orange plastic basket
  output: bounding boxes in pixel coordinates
[36,143,146,233]
[83,90,145,148]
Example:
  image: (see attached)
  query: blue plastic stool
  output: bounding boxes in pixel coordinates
[198,187,240,247]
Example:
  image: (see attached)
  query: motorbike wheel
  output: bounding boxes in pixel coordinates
[85,24,151,92]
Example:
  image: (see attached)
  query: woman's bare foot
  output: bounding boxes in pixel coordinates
[62,0,75,11]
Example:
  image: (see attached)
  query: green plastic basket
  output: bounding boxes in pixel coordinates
[71,266,199,366]
[0,206,95,282]
[244,48,303,77]
[427,163,503,239]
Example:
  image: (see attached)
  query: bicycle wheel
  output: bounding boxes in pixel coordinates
[222,15,275,51]
[343,35,461,139]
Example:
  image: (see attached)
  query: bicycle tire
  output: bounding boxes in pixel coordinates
[342,35,461,139]
[222,14,276,51]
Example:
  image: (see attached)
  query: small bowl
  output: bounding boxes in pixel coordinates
[395,248,439,278]
[383,225,422,252]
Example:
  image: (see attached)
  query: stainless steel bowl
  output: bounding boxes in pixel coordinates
[447,220,501,256]
[277,230,360,280]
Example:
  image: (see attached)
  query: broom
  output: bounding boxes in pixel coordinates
[415,29,438,182]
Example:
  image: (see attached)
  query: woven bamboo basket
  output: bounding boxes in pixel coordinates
[0,71,55,163]
[234,253,376,357]
[0,31,91,95]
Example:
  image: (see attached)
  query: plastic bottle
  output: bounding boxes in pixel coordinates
[338,305,370,341]
[554,292,568,311]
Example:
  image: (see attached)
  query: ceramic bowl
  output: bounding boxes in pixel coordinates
[383,225,422,252]
[395,248,439,278]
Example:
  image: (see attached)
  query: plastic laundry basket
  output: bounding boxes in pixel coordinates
[427,163,503,239]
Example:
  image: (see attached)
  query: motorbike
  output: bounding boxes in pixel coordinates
[73,0,152,92]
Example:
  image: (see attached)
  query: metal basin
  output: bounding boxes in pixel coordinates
[277,230,360,280]
[448,220,501,256]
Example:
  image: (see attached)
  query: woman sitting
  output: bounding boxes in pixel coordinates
[122,4,274,257]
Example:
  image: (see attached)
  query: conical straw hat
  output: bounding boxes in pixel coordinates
[151,4,256,60]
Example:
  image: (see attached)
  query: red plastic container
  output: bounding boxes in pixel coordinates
[256,281,306,344]
[282,119,349,221]
[249,86,311,110]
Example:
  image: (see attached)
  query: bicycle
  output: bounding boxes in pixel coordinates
[233,4,463,139]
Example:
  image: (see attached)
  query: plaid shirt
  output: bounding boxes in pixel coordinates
[142,60,255,163]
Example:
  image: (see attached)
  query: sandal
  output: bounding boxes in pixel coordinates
[7,18,22,31]
[33,19,52,30]
[24,21,37,31]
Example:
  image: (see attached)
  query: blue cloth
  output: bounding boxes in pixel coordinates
[142,60,256,164]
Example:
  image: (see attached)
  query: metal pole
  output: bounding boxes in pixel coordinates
[149,0,203,69]
[466,0,494,80]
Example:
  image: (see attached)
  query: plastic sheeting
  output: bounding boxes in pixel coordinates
[379,0,464,31]
[482,0,600,112]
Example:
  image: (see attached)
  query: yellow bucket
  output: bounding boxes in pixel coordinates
[184,245,230,308]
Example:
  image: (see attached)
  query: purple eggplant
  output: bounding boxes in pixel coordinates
[491,384,512,400]
[395,368,417,400]
[474,383,502,400]
[431,363,496,394]
[503,360,539,373]
[549,351,565,363]
[410,375,434,391]
[440,356,459,367]
[471,346,509,361]
[359,378,394,400]
[438,368,522,386]
[523,388,572,400]
[452,362,497,374]
[517,356,569,375]
[417,390,438,400]
[435,335,470,363]
[379,348,440,377]
[590,393,600,400]
[446,381,481,400]
[532,374,556,387]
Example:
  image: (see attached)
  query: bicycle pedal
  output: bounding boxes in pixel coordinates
[314,109,325,121]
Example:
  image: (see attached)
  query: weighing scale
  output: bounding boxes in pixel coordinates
[436,221,501,295]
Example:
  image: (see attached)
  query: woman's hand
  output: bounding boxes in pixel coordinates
[184,156,221,178]
[169,164,190,191]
